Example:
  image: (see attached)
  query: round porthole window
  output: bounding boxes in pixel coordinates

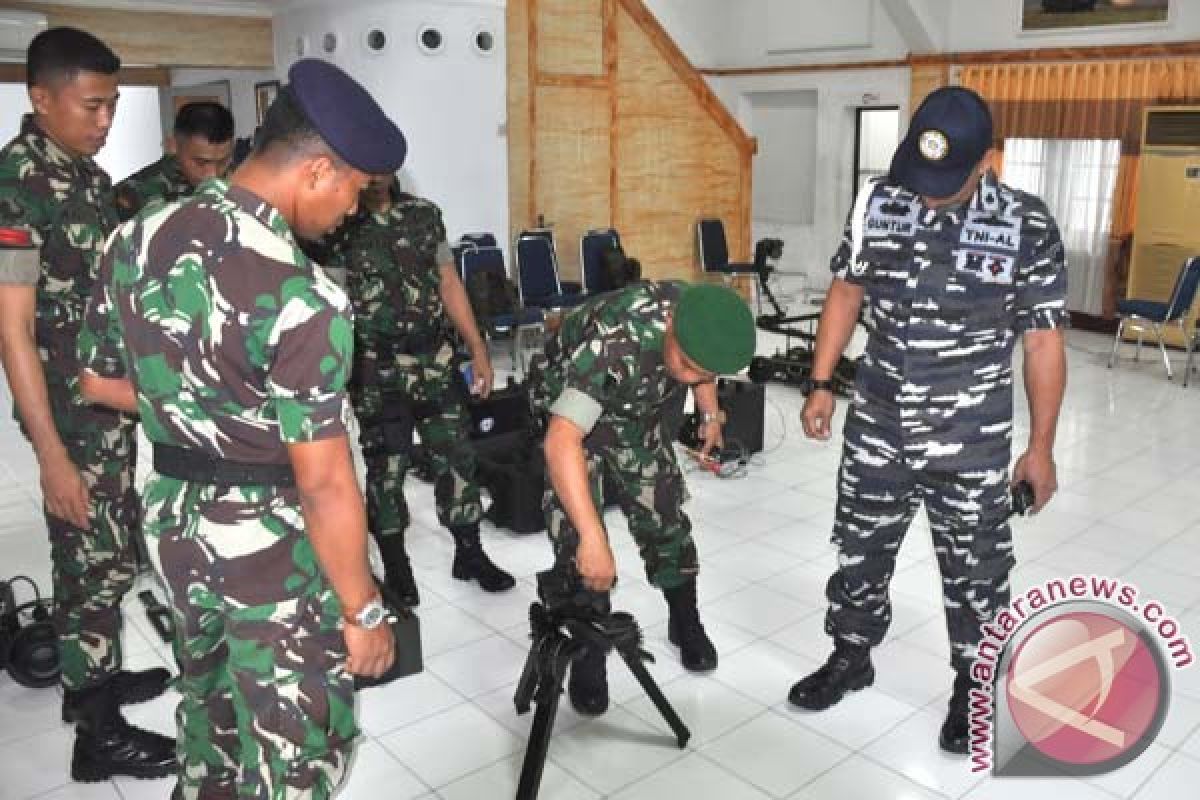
[295,35,308,57]
[365,28,387,53]
[417,25,444,55]
[322,32,338,54]
[473,27,495,56]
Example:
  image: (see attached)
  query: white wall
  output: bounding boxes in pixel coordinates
[0,84,163,183]
[273,0,507,249]
[710,68,911,292]
[948,0,1200,52]
[749,90,818,227]
[170,68,279,140]
[641,0,732,67]
[719,0,913,68]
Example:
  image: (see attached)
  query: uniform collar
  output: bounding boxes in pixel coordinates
[159,153,190,188]
[969,169,1003,214]
[203,178,300,248]
[20,114,99,175]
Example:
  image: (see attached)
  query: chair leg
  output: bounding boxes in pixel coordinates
[1186,332,1196,388]
[513,328,524,378]
[1154,323,1173,380]
[1108,318,1126,369]
[1135,329,1143,361]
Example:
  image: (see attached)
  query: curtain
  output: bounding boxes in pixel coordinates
[961,59,1200,316]
[1004,138,1120,316]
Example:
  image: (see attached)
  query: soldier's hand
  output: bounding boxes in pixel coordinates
[1013,448,1057,515]
[699,420,723,458]
[576,536,616,592]
[472,353,494,399]
[801,390,836,441]
[345,622,395,679]
[40,450,90,529]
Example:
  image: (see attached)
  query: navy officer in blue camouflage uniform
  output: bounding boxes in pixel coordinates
[788,87,1067,754]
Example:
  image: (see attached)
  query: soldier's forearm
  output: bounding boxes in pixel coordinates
[693,381,719,417]
[439,264,487,357]
[811,279,864,381]
[0,289,69,465]
[544,416,607,548]
[1022,328,1066,454]
[79,370,138,414]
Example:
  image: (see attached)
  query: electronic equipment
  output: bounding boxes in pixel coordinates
[0,576,59,688]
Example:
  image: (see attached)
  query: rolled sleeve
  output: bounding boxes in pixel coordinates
[267,291,355,444]
[549,387,604,435]
[1016,215,1069,333]
[0,247,40,285]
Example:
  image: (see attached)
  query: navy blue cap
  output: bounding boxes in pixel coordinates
[889,87,993,198]
[287,58,406,174]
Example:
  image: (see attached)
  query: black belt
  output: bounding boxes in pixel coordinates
[152,444,296,488]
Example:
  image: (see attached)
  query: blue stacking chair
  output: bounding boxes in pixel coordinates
[515,231,586,310]
[1110,256,1200,382]
[461,246,545,376]
[580,228,622,295]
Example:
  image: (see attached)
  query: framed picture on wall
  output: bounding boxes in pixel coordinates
[1020,0,1171,35]
[254,80,281,125]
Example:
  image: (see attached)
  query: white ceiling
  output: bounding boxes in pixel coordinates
[16,0,290,17]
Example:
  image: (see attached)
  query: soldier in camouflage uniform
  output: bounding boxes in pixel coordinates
[115,101,235,221]
[788,88,1068,755]
[78,60,401,798]
[531,281,756,715]
[0,27,174,782]
[320,173,514,606]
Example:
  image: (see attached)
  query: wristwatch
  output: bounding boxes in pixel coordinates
[807,378,835,394]
[345,596,387,630]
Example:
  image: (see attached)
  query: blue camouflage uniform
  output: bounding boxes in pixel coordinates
[826,168,1068,671]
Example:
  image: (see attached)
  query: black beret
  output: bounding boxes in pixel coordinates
[287,58,407,174]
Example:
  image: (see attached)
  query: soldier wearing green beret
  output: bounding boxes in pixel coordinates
[530,281,756,716]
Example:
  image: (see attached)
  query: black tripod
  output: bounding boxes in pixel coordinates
[512,602,690,800]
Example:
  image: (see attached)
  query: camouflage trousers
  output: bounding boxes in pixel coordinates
[44,418,139,690]
[826,408,1015,673]
[543,414,697,602]
[353,349,481,539]
[143,477,356,800]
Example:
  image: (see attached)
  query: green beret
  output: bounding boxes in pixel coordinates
[674,283,756,375]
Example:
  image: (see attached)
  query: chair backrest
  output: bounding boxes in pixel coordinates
[460,232,498,248]
[697,219,730,272]
[1165,256,1200,322]
[515,233,562,303]
[462,246,518,321]
[580,228,621,293]
[451,240,476,279]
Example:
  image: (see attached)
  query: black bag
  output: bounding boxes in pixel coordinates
[465,269,520,328]
[353,581,424,691]
[476,431,548,534]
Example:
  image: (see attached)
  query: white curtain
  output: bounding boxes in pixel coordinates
[1003,138,1121,316]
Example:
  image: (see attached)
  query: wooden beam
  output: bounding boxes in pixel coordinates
[536,72,609,89]
[703,58,911,77]
[528,0,539,229]
[911,40,1200,66]
[604,0,618,230]
[616,0,754,157]
[0,64,169,86]
[5,2,273,68]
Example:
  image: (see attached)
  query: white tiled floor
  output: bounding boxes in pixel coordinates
[3,329,1200,798]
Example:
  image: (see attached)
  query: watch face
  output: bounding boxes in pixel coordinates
[360,603,386,629]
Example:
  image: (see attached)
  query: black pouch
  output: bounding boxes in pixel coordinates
[353,600,423,691]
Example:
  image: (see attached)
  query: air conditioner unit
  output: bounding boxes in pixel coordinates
[0,10,48,61]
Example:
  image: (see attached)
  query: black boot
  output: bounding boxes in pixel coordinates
[69,687,176,782]
[449,524,516,592]
[939,671,974,755]
[788,641,874,710]
[376,534,419,607]
[664,578,717,672]
[63,667,172,724]
[568,644,609,716]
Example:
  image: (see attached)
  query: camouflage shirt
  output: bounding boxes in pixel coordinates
[114,154,192,222]
[532,281,684,434]
[832,169,1068,467]
[0,115,120,430]
[79,179,354,463]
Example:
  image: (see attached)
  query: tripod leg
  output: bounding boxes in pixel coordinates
[614,645,691,749]
[516,643,576,800]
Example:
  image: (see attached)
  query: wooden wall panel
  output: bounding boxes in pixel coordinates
[533,85,612,279]
[910,63,949,116]
[507,0,533,244]
[5,3,272,68]
[614,6,745,280]
[537,0,605,77]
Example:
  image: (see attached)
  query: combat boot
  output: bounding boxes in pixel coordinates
[568,644,609,716]
[376,534,419,607]
[449,524,516,592]
[939,670,974,754]
[63,667,172,724]
[69,687,176,782]
[788,641,874,710]
[663,578,718,672]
